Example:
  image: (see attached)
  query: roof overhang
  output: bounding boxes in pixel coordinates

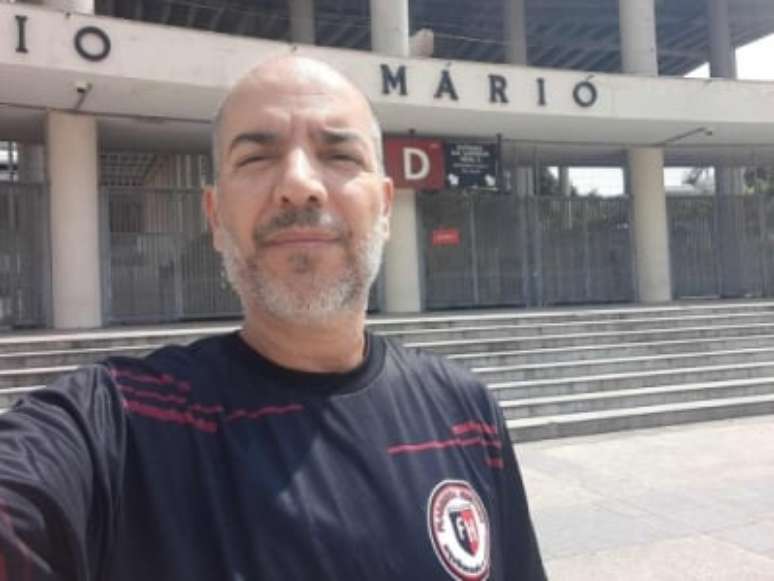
[2,4,774,164]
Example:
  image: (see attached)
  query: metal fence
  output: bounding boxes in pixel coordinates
[100,188,774,322]
[418,191,634,309]
[668,194,774,299]
[0,182,49,328]
[102,187,241,324]
[531,196,634,305]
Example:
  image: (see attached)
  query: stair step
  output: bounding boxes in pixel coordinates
[448,334,774,366]
[0,365,77,388]
[499,377,774,419]
[0,344,162,370]
[368,301,774,331]
[0,386,41,408]
[471,346,774,382]
[487,361,774,399]
[506,393,774,442]
[408,322,774,354]
[381,311,774,342]
[4,301,774,441]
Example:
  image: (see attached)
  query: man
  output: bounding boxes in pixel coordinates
[0,56,545,580]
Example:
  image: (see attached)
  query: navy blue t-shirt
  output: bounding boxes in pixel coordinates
[0,332,545,580]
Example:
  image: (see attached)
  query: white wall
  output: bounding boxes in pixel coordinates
[2,3,774,148]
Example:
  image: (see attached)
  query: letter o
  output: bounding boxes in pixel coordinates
[74,26,111,62]
[573,81,597,108]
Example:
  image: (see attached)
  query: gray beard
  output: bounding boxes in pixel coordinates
[219,207,386,324]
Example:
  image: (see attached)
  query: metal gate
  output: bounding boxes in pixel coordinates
[668,194,774,299]
[419,192,634,309]
[531,197,634,305]
[102,187,241,323]
[419,191,526,310]
[0,183,49,327]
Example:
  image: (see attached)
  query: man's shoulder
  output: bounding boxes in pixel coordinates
[100,332,232,395]
[105,332,230,373]
[382,336,478,381]
[380,336,492,406]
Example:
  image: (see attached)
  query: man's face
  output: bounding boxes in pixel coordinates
[206,62,393,322]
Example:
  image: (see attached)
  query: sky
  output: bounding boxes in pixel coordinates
[567,34,774,196]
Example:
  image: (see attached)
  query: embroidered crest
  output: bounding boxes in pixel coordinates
[427,480,490,580]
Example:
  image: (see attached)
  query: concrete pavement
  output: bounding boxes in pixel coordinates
[516,415,774,580]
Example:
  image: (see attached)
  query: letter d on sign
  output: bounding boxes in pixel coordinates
[404,147,430,181]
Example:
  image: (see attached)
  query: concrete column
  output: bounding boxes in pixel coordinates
[619,0,671,302]
[409,29,434,58]
[371,0,419,312]
[618,0,658,74]
[46,112,102,328]
[503,0,534,198]
[516,167,534,197]
[384,189,422,312]
[707,0,744,296]
[629,148,672,303]
[504,0,528,65]
[707,0,736,79]
[288,0,315,45]
[559,167,571,197]
[16,144,45,182]
[370,0,409,57]
[43,0,95,12]
[707,0,742,196]
[706,0,742,194]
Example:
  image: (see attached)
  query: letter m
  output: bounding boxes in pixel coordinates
[381,64,407,96]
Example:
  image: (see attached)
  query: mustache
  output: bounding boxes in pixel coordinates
[252,207,347,244]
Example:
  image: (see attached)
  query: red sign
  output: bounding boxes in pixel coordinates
[432,228,460,246]
[384,138,445,189]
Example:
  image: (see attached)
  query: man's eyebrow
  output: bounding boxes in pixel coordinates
[319,128,368,147]
[227,132,278,154]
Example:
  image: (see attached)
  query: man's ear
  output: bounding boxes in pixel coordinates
[381,176,395,240]
[203,185,223,252]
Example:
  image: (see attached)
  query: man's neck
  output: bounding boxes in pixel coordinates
[240,308,367,373]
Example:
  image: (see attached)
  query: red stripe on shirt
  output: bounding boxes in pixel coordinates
[225,404,304,422]
[451,421,498,436]
[387,435,502,455]
[123,399,218,433]
[117,384,188,405]
[110,368,191,392]
[188,403,225,415]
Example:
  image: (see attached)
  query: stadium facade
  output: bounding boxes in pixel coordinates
[2,0,774,329]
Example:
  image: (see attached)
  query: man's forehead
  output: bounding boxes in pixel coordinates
[225,58,369,117]
[222,76,372,135]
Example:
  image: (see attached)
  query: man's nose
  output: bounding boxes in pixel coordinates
[273,148,327,207]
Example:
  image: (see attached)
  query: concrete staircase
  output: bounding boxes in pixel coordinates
[3,301,774,442]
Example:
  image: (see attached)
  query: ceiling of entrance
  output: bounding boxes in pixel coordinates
[95,0,774,75]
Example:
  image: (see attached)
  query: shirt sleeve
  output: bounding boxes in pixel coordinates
[0,365,126,581]
[492,405,547,581]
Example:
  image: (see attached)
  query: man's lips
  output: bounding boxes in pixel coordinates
[260,229,341,247]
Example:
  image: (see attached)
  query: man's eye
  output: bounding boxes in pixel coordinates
[236,155,269,167]
[329,153,361,164]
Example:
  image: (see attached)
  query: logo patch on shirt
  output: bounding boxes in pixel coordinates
[427,479,490,580]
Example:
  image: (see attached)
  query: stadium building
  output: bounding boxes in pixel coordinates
[2,0,774,330]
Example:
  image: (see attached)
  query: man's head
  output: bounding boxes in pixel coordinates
[205,56,394,324]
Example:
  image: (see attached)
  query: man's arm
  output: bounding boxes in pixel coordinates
[493,408,547,581]
[0,365,126,581]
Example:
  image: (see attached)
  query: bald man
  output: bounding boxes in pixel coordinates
[0,57,545,581]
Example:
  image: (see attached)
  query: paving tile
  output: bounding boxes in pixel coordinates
[711,518,774,556]
[517,416,774,574]
[545,535,774,581]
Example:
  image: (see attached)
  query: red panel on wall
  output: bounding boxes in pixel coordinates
[384,138,445,189]
[432,228,461,246]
